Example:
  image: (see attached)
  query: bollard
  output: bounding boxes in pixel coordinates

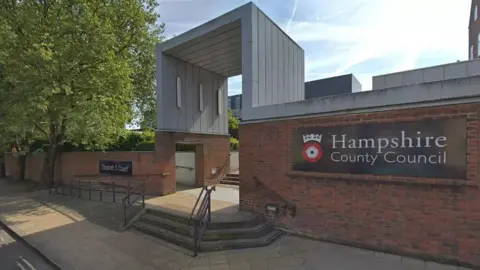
[112,181,116,203]
[78,180,81,198]
[127,181,131,204]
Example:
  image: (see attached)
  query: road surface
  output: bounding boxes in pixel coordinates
[0,228,55,270]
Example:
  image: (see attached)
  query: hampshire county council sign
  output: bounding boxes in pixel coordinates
[291,118,467,179]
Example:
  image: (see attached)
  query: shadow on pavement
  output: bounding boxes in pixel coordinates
[0,178,143,232]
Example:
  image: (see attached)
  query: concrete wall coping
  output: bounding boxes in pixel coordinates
[241,76,480,123]
[372,58,480,79]
[157,3,250,52]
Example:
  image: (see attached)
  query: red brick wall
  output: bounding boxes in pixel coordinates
[5,151,167,194]
[155,131,230,195]
[5,132,230,195]
[239,103,480,267]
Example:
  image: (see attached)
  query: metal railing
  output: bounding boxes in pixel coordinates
[49,179,133,203]
[254,176,297,217]
[189,185,215,256]
[206,155,230,186]
[122,182,146,227]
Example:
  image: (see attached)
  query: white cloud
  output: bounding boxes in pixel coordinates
[286,0,301,34]
[288,0,470,89]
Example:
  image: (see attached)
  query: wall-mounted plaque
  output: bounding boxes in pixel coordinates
[99,160,133,175]
[291,118,467,179]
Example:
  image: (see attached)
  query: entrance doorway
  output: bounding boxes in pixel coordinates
[174,143,204,191]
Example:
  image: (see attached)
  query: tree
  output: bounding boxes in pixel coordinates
[0,1,164,185]
[228,108,240,130]
[0,65,40,180]
[228,108,240,150]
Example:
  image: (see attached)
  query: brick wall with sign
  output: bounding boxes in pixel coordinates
[239,103,480,267]
[5,151,167,194]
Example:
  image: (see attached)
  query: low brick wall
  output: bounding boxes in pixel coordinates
[239,103,480,267]
[5,151,168,195]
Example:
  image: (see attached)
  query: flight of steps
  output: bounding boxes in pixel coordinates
[131,208,283,253]
[219,173,240,186]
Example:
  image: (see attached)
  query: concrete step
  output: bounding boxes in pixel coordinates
[133,221,283,253]
[145,208,264,230]
[140,213,275,241]
[222,178,239,182]
[219,180,239,186]
[199,229,283,252]
[133,221,194,251]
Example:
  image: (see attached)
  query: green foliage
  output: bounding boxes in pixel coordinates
[30,129,156,152]
[228,109,240,130]
[0,1,164,183]
[230,137,239,151]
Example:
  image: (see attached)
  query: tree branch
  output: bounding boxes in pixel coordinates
[31,120,49,137]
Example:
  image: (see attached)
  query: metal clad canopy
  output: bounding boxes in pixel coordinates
[163,20,242,77]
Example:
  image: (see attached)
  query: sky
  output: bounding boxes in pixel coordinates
[157,0,471,95]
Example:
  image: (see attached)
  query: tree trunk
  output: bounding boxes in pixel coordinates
[13,144,27,181]
[40,120,66,187]
[41,141,59,187]
[18,154,26,180]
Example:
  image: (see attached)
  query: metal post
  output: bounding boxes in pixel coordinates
[123,203,127,227]
[208,198,211,223]
[142,183,145,207]
[127,181,131,204]
[78,180,81,198]
[193,223,198,257]
[89,181,92,200]
[112,181,116,203]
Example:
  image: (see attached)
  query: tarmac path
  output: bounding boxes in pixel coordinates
[0,227,55,270]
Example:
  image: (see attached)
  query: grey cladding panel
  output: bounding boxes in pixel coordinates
[271,25,278,104]
[192,65,201,132]
[250,11,305,107]
[157,54,228,135]
[164,55,177,129]
[185,63,194,131]
[265,19,272,107]
[156,52,164,129]
[258,11,266,107]
[178,60,186,130]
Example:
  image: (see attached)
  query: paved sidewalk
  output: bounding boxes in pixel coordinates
[0,192,472,270]
[0,227,55,270]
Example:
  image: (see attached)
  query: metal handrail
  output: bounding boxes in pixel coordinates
[254,176,297,217]
[189,187,205,225]
[191,185,215,256]
[122,182,146,227]
[49,180,132,202]
[189,154,230,223]
[206,155,231,186]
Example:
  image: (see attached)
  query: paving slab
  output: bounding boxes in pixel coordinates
[0,178,472,270]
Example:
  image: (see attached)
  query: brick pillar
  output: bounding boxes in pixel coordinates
[195,144,205,187]
[202,135,230,185]
[154,131,176,195]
